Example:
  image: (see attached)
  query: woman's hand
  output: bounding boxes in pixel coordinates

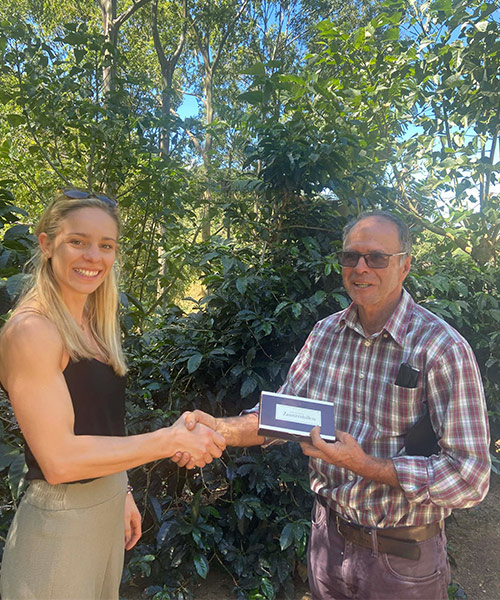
[124,492,142,550]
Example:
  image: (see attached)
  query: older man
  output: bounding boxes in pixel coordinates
[184,211,490,600]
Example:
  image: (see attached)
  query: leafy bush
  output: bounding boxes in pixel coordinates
[0,185,35,557]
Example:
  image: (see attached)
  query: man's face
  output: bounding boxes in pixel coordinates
[342,217,411,315]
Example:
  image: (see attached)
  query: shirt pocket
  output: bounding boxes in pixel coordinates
[374,382,423,437]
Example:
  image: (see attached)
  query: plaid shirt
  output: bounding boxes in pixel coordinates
[277,289,490,527]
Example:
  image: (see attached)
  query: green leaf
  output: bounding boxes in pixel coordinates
[274,301,290,315]
[238,91,265,105]
[193,553,209,579]
[7,273,28,298]
[430,0,451,12]
[6,114,26,126]
[241,377,257,398]
[236,277,248,294]
[280,523,294,550]
[0,444,20,469]
[187,353,203,374]
[382,27,399,41]
[8,453,27,501]
[242,62,266,76]
[260,577,274,600]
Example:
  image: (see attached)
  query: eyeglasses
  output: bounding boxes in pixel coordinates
[338,250,408,269]
[60,188,118,207]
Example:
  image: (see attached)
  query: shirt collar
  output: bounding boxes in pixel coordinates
[340,289,415,346]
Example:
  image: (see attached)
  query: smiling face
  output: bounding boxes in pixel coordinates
[342,216,411,332]
[39,206,118,305]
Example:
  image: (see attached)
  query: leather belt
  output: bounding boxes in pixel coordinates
[335,514,442,561]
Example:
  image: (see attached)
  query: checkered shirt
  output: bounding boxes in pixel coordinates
[277,289,491,527]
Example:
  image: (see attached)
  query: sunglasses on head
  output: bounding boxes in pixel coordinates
[60,188,118,207]
[338,250,408,269]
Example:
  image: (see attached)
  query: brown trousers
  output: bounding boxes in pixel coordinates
[307,497,451,600]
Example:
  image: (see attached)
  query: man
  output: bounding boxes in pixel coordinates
[181,211,491,599]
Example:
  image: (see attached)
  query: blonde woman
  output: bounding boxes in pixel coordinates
[0,190,225,599]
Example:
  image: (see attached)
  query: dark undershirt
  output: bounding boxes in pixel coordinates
[20,358,126,482]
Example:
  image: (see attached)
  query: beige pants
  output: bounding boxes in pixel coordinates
[1,471,127,600]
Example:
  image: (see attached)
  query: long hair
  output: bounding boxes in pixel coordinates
[14,192,127,375]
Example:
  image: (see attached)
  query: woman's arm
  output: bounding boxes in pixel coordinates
[0,314,225,484]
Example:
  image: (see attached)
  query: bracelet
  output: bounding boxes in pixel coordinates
[127,484,133,494]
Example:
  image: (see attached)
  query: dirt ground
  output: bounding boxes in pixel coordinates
[125,472,500,600]
[444,471,500,599]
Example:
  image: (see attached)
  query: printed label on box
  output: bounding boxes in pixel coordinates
[275,404,322,427]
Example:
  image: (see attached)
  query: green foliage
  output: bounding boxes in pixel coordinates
[0,184,34,319]
[125,444,312,600]
[0,185,32,556]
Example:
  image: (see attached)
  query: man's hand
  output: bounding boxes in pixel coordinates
[300,427,402,489]
[300,428,366,470]
[124,492,142,550]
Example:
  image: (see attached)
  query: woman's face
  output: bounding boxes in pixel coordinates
[39,206,118,303]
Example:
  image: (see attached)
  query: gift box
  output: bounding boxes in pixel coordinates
[258,391,336,442]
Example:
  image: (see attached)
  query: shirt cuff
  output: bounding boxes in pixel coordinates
[393,455,432,504]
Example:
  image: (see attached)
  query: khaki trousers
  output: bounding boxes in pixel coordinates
[1,471,127,600]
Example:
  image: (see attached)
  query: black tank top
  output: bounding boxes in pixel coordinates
[24,358,126,481]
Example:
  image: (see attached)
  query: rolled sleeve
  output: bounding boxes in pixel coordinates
[394,341,491,509]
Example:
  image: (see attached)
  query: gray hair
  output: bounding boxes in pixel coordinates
[342,210,412,255]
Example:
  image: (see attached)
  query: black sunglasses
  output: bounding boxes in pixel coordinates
[338,250,408,269]
[60,188,118,207]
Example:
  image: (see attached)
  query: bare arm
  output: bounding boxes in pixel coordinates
[0,315,226,484]
[300,427,402,490]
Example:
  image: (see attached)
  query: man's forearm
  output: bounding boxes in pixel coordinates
[360,455,402,490]
[215,412,264,447]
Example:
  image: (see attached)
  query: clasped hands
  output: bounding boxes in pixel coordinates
[169,410,224,470]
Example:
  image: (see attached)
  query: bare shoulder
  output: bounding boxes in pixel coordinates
[0,311,64,385]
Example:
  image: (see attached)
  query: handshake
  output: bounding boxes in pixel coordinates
[167,409,232,470]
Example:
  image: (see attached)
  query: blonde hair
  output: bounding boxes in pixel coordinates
[14,192,127,376]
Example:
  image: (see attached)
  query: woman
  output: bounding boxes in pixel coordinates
[0,190,225,599]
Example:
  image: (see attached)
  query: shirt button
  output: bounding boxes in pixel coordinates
[364,339,372,347]
[383,333,389,339]
[348,474,354,481]
[359,372,365,379]
[356,404,362,412]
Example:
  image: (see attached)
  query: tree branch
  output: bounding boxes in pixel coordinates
[212,0,251,73]
[114,0,152,30]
